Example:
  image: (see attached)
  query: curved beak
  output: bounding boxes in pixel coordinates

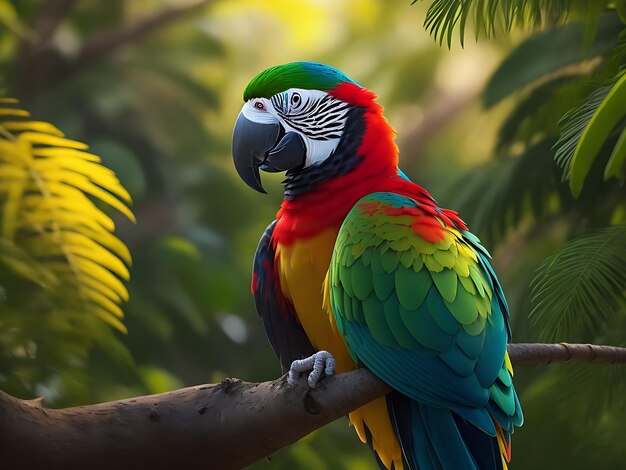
[232,110,307,193]
[232,112,280,193]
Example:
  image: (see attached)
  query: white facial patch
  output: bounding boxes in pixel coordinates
[240,98,277,124]
[242,88,351,168]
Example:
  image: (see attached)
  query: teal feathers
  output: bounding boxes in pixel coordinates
[327,192,523,468]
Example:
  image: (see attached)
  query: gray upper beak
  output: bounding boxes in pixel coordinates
[232,112,281,193]
[232,111,308,193]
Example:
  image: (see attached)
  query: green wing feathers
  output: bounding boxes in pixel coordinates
[327,192,522,469]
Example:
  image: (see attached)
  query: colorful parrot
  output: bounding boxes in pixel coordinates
[232,62,523,470]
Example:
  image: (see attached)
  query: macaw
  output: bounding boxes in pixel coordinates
[232,62,523,470]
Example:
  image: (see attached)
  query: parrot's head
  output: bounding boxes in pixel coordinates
[232,62,381,195]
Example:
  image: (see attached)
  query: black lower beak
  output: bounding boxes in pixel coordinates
[232,112,307,193]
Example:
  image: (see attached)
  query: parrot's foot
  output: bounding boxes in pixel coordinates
[288,351,336,388]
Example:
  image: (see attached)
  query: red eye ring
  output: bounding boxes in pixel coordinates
[254,101,265,111]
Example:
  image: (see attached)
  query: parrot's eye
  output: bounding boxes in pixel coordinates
[291,93,301,106]
[254,101,266,111]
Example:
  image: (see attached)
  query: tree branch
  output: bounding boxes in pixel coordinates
[1,343,624,469]
[507,342,626,365]
[15,0,213,94]
[29,0,77,45]
[15,0,77,94]
[75,0,213,66]
[0,370,389,470]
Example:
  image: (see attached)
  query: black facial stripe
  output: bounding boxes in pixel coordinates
[272,93,350,141]
[285,111,348,140]
[283,107,365,199]
[271,93,285,113]
[294,103,318,118]
[317,98,347,112]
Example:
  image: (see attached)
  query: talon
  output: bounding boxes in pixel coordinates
[287,351,336,388]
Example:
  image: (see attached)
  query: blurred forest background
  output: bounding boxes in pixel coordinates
[0,1,625,469]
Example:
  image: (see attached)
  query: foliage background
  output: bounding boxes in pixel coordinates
[0,1,624,469]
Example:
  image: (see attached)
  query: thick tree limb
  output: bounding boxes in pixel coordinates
[1,343,625,469]
[0,370,389,470]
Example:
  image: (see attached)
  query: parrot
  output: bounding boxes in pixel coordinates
[232,62,523,470]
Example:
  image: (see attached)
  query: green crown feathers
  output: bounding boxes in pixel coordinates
[243,62,360,101]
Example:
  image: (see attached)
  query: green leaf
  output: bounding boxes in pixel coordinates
[569,72,626,196]
[496,74,583,152]
[617,0,626,24]
[530,226,626,341]
[444,138,565,244]
[554,82,612,180]
[483,14,622,108]
[419,0,573,48]
[604,126,626,180]
[582,3,604,49]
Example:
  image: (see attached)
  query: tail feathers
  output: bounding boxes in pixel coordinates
[349,397,404,469]
[388,392,505,470]
[363,424,399,470]
[495,423,512,466]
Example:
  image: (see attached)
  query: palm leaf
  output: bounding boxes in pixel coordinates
[530,225,626,342]
[604,126,626,180]
[554,70,626,195]
[0,98,133,333]
[554,82,612,178]
[568,71,626,196]
[482,13,622,108]
[416,0,598,48]
[0,238,55,287]
[495,74,584,152]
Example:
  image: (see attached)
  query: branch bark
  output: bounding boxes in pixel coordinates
[507,342,626,365]
[1,343,624,469]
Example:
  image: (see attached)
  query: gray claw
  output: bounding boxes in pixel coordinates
[287,350,336,388]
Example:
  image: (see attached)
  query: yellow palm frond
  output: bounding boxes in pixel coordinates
[0,98,133,333]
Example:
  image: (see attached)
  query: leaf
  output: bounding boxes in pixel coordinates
[530,226,626,341]
[483,14,623,108]
[554,82,612,181]
[569,72,626,197]
[0,1,32,39]
[0,98,134,333]
[583,3,605,49]
[604,126,626,180]
[495,74,583,152]
[0,238,56,287]
[419,0,574,48]
[445,138,566,244]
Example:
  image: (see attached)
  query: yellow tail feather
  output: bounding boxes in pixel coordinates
[349,396,403,470]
